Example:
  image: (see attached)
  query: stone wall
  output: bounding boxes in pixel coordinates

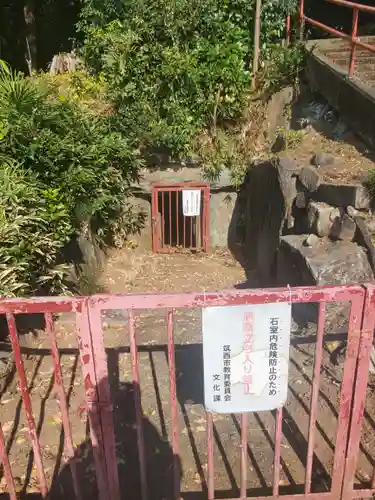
[131,167,237,249]
[240,156,375,350]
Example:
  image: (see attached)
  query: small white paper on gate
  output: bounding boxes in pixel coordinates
[202,303,291,413]
[182,190,201,217]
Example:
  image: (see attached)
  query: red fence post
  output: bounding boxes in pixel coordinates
[0,424,17,500]
[331,290,366,497]
[349,7,359,77]
[286,15,291,45]
[76,300,110,500]
[299,0,305,40]
[6,313,49,497]
[128,310,148,500]
[86,301,121,500]
[45,311,82,500]
[167,311,181,500]
[342,284,375,499]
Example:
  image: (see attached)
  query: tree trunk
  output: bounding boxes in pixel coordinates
[24,1,37,74]
[252,0,262,88]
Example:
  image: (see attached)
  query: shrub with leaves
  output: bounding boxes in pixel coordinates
[78,0,298,157]
[0,60,144,296]
[0,162,72,297]
[0,60,143,244]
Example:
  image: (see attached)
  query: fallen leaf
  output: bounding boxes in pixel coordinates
[2,421,14,434]
[48,414,62,425]
[1,398,14,405]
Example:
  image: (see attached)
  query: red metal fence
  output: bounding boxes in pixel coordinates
[0,285,374,499]
[151,182,210,253]
[299,0,375,77]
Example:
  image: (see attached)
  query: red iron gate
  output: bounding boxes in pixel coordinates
[0,285,374,499]
[151,182,210,253]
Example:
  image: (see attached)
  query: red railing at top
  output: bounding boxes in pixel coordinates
[299,0,375,77]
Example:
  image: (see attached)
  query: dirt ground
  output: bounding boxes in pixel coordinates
[0,247,374,499]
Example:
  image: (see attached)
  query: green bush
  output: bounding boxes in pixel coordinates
[78,0,298,157]
[0,61,142,240]
[0,61,144,296]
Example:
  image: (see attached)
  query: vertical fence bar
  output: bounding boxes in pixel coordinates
[161,191,165,249]
[197,215,201,249]
[207,411,214,500]
[203,187,210,251]
[87,303,120,500]
[240,413,248,499]
[305,302,325,494]
[349,7,359,77]
[5,313,48,497]
[76,300,109,500]
[176,192,180,247]
[299,0,305,40]
[331,292,365,496]
[152,189,158,253]
[190,215,193,249]
[183,215,186,249]
[169,191,172,247]
[128,310,148,500]
[341,285,375,500]
[0,424,17,500]
[45,312,82,500]
[286,15,291,45]
[189,217,195,248]
[272,408,283,496]
[167,311,180,500]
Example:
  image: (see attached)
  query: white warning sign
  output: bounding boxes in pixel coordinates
[182,190,201,217]
[202,303,291,413]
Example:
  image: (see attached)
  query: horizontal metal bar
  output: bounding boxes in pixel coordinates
[0,297,84,314]
[304,16,375,54]
[220,493,335,500]
[156,247,204,253]
[304,15,352,39]
[354,38,375,54]
[153,188,206,193]
[326,0,375,14]
[90,284,365,311]
[153,182,209,189]
[349,489,375,498]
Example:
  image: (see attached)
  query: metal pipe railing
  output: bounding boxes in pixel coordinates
[298,0,375,77]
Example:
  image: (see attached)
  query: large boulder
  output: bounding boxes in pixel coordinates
[278,234,373,286]
[243,157,299,284]
[277,234,373,329]
[311,182,370,210]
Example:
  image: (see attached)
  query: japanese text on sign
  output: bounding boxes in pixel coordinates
[243,312,253,396]
[203,303,291,413]
[269,317,279,396]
